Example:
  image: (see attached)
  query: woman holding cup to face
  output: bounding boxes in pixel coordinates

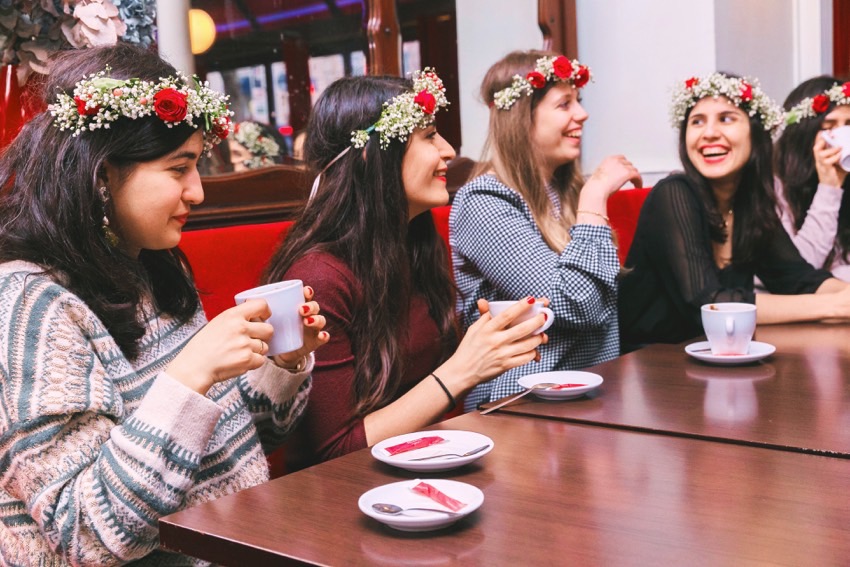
[263,72,546,470]
[619,72,850,351]
[774,76,850,281]
[0,44,327,565]
[450,51,641,410]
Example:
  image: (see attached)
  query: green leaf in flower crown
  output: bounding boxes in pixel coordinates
[91,77,127,90]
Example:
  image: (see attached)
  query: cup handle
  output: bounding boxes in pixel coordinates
[537,308,555,334]
[822,130,835,147]
[725,316,735,336]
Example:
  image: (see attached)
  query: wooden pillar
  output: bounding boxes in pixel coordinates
[155,0,194,74]
[834,0,850,78]
[418,12,461,151]
[365,0,402,76]
[538,0,578,57]
[282,36,311,132]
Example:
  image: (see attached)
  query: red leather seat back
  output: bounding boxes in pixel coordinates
[180,221,293,319]
[608,188,651,265]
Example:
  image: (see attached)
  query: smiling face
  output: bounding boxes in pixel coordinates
[685,96,752,192]
[106,131,205,257]
[530,82,587,177]
[401,125,456,220]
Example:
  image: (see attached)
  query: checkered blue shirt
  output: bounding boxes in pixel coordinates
[450,174,620,410]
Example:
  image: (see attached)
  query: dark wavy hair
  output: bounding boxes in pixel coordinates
[263,76,456,416]
[774,75,850,266]
[0,44,200,359]
[678,73,781,266]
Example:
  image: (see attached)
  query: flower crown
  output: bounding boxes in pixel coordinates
[670,72,784,133]
[350,67,449,149]
[492,55,591,111]
[785,81,850,125]
[49,68,233,151]
[233,121,281,168]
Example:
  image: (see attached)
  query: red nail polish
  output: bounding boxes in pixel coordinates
[306,316,315,324]
[527,296,535,304]
[301,305,310,314]
[306,286,314,295]
[543,313,548,321]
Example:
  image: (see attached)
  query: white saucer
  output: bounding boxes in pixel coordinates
[371,430,494,472]
[359,479,484,532]
[517,370,603,400]
[685,341,776,365]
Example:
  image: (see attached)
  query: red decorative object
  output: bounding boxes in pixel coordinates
[153,87,188,122]
[413,90,436,114]
[812,94,830,114]
[1,65,44,149]
[526,71,547,89]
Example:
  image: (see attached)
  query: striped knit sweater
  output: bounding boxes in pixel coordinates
[0,261,312,566]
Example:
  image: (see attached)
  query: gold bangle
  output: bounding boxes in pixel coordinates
[576,209,610,224]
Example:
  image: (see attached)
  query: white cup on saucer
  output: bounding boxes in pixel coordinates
[234,279,304,356]
[700,302,756,356]
[487,299,554,335]
[821,125,850,171]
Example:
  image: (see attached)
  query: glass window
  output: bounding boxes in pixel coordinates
[191,0,459,171]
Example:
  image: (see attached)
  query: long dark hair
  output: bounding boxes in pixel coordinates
[678,76,780,266]
[0,44,200,359]
[263,76,456,416]
[775,75,850,265]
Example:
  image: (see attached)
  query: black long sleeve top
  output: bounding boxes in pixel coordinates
[618,174,831,349]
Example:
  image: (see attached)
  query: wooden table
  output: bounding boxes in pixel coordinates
[489,323,850,457]
[160,411,850,566]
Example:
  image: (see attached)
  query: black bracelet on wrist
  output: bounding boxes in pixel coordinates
[430,372,457,410]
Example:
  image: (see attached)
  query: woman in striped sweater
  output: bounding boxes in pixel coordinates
[0,44,327,565]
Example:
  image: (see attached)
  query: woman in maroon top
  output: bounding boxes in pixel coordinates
[264,72,546,470]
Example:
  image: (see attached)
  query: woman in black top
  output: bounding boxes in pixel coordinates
[619,72,850,350]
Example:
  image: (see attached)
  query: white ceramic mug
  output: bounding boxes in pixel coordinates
[234,279,304,356]
[700,302,756,356]
[487,299,554,335]
[821,125,850,171]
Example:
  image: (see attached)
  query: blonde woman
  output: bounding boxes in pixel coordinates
[450,50,641,410]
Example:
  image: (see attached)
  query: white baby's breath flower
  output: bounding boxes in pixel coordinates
[669,72,784,136]
[348,67,449,150]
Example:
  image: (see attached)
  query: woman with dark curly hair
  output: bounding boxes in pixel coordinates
[619,72,850,350]
[0,44,327,565]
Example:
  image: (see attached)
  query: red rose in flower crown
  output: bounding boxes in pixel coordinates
[740,83,753,102]
[526,71,546,89]
[153,88,189,122]
[843,82,850,98]
[413,90,437,114]
[685,77,699,89]
[552,56,573,79]
[74,96,99,116]
[812,94,830,114]
[213,117,232,140]
[573,65,590,88]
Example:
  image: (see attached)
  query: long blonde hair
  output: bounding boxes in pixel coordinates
[476,50,584,252]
